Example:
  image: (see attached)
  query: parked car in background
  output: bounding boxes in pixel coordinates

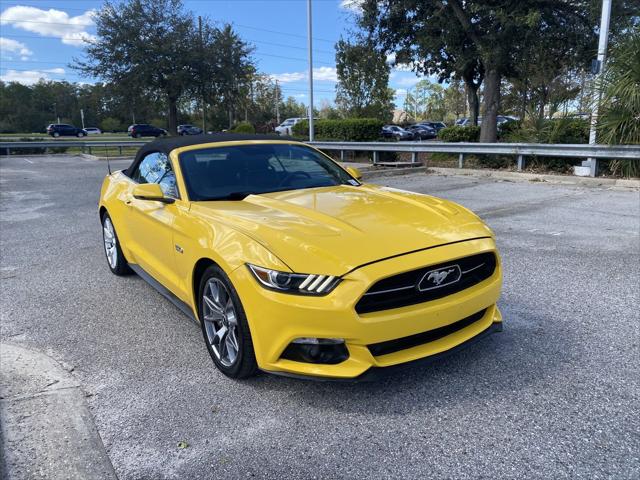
[406,124,437,140]
[128,124,168,138]
[381,125,414,141]
[455,116,516,127]
[178,124,203,136]
[275,118,304,136]
[83,127,102,135]
[417,121,447,133]
[47,124,86,137]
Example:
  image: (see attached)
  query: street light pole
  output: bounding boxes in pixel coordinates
[307,0,314,141]
[587,0,612,177]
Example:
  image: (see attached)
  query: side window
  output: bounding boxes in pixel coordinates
[131,152,178,198]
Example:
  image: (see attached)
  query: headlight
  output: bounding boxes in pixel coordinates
[247,264,340,295]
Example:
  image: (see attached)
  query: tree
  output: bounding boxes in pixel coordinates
[75,0,196,134]
[597,27,640,176]
[203,24,255,129]
[443,79,467,121]
[335,38,394,121]
[360,1,599,142]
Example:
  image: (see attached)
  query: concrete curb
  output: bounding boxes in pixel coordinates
[0,343,117,480]
[425,167,640,189]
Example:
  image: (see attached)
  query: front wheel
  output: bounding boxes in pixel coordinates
[101,213,131,276]
[53,132,60,138]
[199,265,258,379]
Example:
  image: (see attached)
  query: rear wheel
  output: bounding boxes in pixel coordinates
[199,265,258,379]
[135,133,142,138]
[53,132,60,138]
[101,212,131,276]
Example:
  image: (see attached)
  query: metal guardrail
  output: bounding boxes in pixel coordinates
[1,139,639,177]
[309,141,640,177]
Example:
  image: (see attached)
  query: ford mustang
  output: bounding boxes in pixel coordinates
[99,134,502,380]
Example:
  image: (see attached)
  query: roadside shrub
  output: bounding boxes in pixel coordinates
[231,121,256,134]
[437,126,480,142]
[292,118,384,141]
[100,117,124,133]
[546,118,589,144]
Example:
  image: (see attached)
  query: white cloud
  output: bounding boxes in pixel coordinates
[394,88,408,96]
[0,67,65,85]
[313,66,338,82]
[0,37,33,59]
[0,6,96,47]
[340,0,363,12]
[269,67,338,84]
[269,72,305,83]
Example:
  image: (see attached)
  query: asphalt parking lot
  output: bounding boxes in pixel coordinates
[1,154,639,479]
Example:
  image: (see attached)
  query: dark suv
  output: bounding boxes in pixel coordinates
[177,124,203,136]
[47,124,86,137]
[128,124,167,138]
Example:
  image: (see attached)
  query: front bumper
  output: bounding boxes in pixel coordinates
[230,238,502,380]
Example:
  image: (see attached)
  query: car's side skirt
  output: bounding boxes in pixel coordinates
[128,263,199,325]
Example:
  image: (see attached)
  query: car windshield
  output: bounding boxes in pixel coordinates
[179,143,358,201]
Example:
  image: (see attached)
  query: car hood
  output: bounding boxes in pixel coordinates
[191,184,493,276]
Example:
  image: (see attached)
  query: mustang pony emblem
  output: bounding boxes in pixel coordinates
[427,268,456,286]
[418,265,462,291]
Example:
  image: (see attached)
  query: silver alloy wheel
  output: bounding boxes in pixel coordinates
[202,278,239,367]
[102,217,118,269]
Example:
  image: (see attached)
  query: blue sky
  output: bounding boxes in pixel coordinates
[0,0,426,107]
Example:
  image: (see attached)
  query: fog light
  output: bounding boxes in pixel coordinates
[281,338,349,364]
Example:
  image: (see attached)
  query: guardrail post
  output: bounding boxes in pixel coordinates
[458,153,464,168]
[88,146,92,155]
[5,147,9,156]
[373,151,378,164]
[590,159,598,177]
[411,152,418,163]
[44,147,48,155]
[340,150,344,161]
[119,146,123,156]
[517,154,524,171]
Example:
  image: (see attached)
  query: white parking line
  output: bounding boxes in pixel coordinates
[24,159,33,164]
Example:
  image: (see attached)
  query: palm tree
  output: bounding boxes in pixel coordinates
[597,28,640,177]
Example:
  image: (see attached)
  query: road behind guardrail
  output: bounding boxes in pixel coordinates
[2,138,638,177]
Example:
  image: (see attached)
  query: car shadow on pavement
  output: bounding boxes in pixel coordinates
[245,302,580,416]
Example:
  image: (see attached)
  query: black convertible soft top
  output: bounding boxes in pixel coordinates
[125,133,296,177]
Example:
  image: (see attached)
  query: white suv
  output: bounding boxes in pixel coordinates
[275,118,303,136]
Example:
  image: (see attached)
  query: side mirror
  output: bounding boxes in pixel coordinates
[346,166,363,181]
[132,183,174,204]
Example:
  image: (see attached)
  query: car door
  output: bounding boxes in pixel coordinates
[125,152,183,295]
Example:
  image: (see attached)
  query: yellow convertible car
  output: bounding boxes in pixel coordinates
[99,134,502,380]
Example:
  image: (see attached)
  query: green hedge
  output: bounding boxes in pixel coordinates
[292,118,384,141]
[437,126,480,142]
[231,122,255,134]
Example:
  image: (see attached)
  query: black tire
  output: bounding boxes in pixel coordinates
[101,212,131,276]
[135,133,142,138]
[77,131,85,137]
[198,265,258,379]
[53,132,60,138]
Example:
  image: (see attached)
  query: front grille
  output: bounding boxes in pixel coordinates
[367,309,487,357]
[355,252,496,314]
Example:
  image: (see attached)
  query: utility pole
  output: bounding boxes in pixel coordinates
[80,108,85,129]
[307,0,314,141]
[587,0,612,177]
[198,15,206,132]
[275,79,280,124]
